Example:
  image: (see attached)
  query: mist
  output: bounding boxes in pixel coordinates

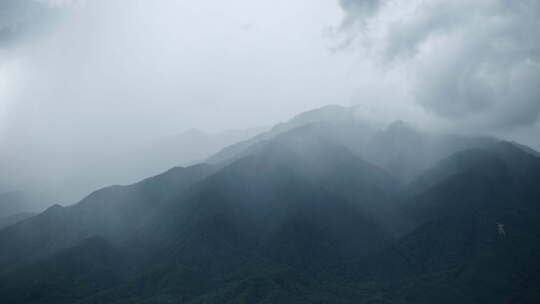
[0,0,353,203]
[1,1,540,303]
[0,0,539,206]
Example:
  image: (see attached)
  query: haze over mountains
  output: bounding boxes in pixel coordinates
[1,1,538,303]
[0,105,538,303]
[0,127,265,215]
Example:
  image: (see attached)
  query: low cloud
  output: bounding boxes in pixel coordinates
[0,0,70,49]
[0,0,349,193]
[339,0,382,28]
[339,0,540,131]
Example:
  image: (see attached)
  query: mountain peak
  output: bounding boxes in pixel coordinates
[502,141,540,158]
[289,104,355,125]
[44,204,63,212]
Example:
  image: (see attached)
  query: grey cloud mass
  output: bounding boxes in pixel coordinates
[0,0,66,49]
[340,0,540,130]
[0,0,539,205]
[0,0,347,202]
[339,0,382,27]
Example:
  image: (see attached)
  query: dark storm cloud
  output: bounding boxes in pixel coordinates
[339,0,540,130]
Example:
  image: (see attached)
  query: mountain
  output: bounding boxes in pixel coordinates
[0,106,538,303]
[0,126,266,213]
[0,121,399,303]
[364,120,496,182]
[0,192,29,217]
[74,127,268,196]
[0,164,216,272]
[0,191,45,217]
[403,142,540,225]
[0,212,35,230]
[208,105,496,183]
[107,140,398,303]
[332,142,540,303]
[207,105,372,165]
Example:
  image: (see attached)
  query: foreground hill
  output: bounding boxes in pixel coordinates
[0,126,400,303]
[0,164,216,272]
[327,142,540,303]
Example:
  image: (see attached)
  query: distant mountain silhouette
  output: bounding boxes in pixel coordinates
[207,105,369,165]
[0,164,215,272]
[0,106,538,303]
[0,236,127,304]
[208,105,496,183]
[0,126,265,213]
[0,191,44,217]
[0,212,35,230]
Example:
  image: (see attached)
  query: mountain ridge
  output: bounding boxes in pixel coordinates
[0,105,538,303]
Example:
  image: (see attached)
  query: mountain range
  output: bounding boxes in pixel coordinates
[0,105,538,303]
[0,127,265,216]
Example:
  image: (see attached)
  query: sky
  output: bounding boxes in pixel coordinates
[0,0,539,190]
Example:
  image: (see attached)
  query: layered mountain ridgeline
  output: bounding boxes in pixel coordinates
[0,212,36,230]
[65,127,268,203]
[0,191,43,218]
[208,105,495,182]
[0,164,217,273]
[0,126,266,217]
[0,105,539,303]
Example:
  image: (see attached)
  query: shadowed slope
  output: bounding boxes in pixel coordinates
[334,143,540,303]
[0,164,216,272]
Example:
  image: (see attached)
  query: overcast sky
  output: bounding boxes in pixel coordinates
[0,0,539,180]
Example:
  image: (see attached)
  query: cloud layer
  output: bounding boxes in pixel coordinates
[0,0,351,191]
[0,0,539,197]
[339,0,540,131]
[0,0,72,50]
